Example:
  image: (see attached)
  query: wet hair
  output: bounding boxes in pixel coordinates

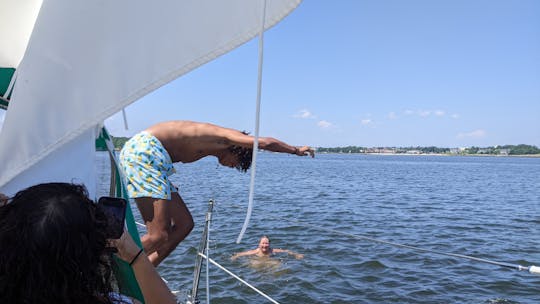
[0,183,122,304]
[228,145,253,172]
[228,131,253,172]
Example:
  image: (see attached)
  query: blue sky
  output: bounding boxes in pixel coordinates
[3,0,539,148]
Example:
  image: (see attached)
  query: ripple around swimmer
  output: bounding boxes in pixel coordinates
[484,299,522,304]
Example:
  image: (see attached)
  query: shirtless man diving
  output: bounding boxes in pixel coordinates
[119,121,314,266]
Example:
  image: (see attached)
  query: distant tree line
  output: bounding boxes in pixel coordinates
[112,137,130,149]
[318,146,368,153]
[317,144,540,155]
[462,144,540,155]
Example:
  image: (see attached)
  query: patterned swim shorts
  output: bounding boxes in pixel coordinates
[119,131,177,200]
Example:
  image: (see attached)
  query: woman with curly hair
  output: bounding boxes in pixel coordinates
[0,183,175,304]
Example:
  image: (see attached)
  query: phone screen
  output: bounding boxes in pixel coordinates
[97,197,127,239]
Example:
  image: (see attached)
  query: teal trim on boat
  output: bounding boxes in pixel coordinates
[0,68,15,98]
[96,128,145,303]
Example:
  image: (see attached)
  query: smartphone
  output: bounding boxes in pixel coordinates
[97,196,127,239]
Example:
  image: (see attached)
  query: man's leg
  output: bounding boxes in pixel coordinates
[135,197,172,264]
[147,192,194,266]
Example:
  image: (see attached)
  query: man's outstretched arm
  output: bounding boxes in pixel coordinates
[259,137,315,157]
[206,123,315,157]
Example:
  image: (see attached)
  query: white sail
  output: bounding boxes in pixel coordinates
[0,0,301,195]
[0,0,42,68]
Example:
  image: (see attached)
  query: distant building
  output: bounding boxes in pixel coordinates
[477,148,490,154]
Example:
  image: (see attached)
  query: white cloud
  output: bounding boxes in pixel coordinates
[401,109,453,118]
[451,113,460,119]
[317,120,332,128]
[457,129,486,139]
[418,110,431,117]
[434,110,445,116]
[294,109,316,119]
[388,112,397,119]
[360,119,372,125]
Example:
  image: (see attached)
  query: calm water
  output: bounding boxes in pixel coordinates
[96,152,540,304]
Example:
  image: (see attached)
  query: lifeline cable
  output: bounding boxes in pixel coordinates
[292,219,539,274]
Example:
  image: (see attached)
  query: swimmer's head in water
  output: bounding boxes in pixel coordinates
[259,235,271,254]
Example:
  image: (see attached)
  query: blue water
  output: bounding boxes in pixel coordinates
[96,152,540,304]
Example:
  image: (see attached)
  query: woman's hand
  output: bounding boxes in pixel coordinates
[109,229,142,263]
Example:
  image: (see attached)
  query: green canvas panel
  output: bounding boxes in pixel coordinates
[0,68,15,98]
[96,128,145,303]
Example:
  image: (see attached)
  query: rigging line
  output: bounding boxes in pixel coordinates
[292,219,539,274]
[205,203,212,304]
[121,108,129,130]
[237,0,267,244]
[227,203,539,274]
[198,252,280,304]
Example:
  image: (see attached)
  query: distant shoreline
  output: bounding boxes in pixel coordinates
[316,152,540,158]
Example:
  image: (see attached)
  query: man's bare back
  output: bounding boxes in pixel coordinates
[146,121,231,163]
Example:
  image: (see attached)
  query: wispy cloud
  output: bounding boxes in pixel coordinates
[317,120,333,128]
[293,109,316,119]
[360,119,372,125]
[388,112,397,119]
[401,109,458,119]
[457,129,486,139]
[418,110,431,117]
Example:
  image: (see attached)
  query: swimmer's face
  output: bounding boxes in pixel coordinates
[217,150,240,168]
[258,237,271,254]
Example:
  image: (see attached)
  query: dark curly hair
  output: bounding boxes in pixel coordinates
[0,183,124,304]
[228,144,253,172]
[225,130,254,172]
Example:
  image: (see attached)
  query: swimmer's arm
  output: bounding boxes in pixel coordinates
[231,249,258,260]
[274,248,304,259]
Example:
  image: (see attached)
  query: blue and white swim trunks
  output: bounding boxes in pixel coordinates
[119,131,177,200]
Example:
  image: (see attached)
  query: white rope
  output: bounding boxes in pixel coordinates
[236,0,267,244]
[121,108,129,130]
[198,252,280,304]
[205,213,211,304]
